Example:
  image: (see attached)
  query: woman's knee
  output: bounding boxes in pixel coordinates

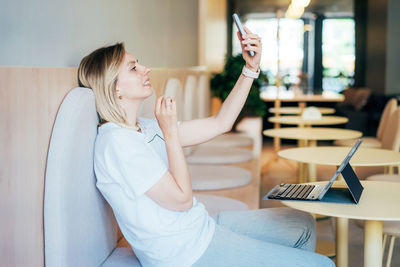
[290,208,315,228]
[287,209,316,251]
[215,208,317,251]
[299,210,316,236]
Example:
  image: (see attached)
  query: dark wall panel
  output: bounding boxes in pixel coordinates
[365,0,387,94]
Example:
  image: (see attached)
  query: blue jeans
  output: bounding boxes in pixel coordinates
[193,208,335,267]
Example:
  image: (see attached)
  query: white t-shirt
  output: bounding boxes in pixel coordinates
[94,118,215,267]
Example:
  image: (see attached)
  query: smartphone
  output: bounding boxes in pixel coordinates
[232,13,255,57]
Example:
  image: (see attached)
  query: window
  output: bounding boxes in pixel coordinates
[322,18,355,92]
[233,17,304,87]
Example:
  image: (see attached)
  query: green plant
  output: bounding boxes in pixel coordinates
[210,54,267,130]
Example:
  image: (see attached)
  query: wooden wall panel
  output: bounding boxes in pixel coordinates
[198,0,227,72]
[0,67,78,267]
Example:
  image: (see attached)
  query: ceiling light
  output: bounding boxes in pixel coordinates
[292,0,311,7]
[286,4,305,19]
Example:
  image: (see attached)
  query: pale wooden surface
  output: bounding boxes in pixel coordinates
[0,67,78,267]
[268,115,348,126]
[269,107,335,114]
[279,147,400,167]
[0,66,210,267]
[264,128,362,141]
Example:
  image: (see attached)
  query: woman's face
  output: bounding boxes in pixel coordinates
[116,52,152,101]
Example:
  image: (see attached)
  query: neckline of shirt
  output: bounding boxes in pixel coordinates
[99,121,147,135]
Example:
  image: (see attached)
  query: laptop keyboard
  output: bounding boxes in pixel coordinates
[268,184,315,200]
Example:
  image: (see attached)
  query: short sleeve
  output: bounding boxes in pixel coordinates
[99,131,168,200]
[142,117,180,136]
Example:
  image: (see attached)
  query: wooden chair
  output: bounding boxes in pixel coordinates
[365,173,400,267]
[335,98,398,148]
[380,107,400,152]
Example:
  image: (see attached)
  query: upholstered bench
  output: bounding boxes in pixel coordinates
[44,88,248,266]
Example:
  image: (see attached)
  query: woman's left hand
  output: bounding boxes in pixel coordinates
[237,26,262,72]
[155,96,178,137]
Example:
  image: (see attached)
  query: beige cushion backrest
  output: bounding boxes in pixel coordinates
[197,74,210,118]
[377,98,398,140]
[44,88,118,266]
[381,107,400,151]
[183,75,198,121]
[164,78,184,121]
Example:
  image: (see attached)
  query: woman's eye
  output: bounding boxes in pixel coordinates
[131,66,136,71]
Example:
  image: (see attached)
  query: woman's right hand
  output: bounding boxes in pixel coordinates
[155,96,178,136]
[238,26,262,72]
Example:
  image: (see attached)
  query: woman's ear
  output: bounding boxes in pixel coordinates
[115,86,122,100]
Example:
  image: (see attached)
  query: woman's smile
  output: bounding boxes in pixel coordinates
[143,78,151,87]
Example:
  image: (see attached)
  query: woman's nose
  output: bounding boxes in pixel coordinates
[138,64,151,75]
[144,66,151,75]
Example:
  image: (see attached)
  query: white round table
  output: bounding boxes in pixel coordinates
[264,128,362,147]
[261,90,344,151]
[261,90,345,106]
[269,107,335,115]
[279,146,400,167]
[279,146,400,183]
[264,129,363,182]
[282,181,400,267]
[268,115,348,126]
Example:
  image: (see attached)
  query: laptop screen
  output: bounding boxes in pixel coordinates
[323,139,362,191]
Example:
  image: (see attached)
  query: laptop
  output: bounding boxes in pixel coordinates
[264,139,364,204]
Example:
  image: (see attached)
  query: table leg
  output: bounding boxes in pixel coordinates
[273,129,280,152]
[336,217,349,267]
[364,220,383,267]
[297,139,306,183]
[273,100,281,152]
[388,165,394,174]
[308,163,317,182]
[298,162,304,183]
[307,140,317,182]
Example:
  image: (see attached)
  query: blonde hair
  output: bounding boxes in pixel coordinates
[78,43,127,125]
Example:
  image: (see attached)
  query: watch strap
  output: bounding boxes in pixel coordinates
[242,66,260,79]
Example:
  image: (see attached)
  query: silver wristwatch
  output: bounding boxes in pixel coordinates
[242,66,260,79]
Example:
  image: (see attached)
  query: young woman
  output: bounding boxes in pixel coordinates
[78,27,334,267]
